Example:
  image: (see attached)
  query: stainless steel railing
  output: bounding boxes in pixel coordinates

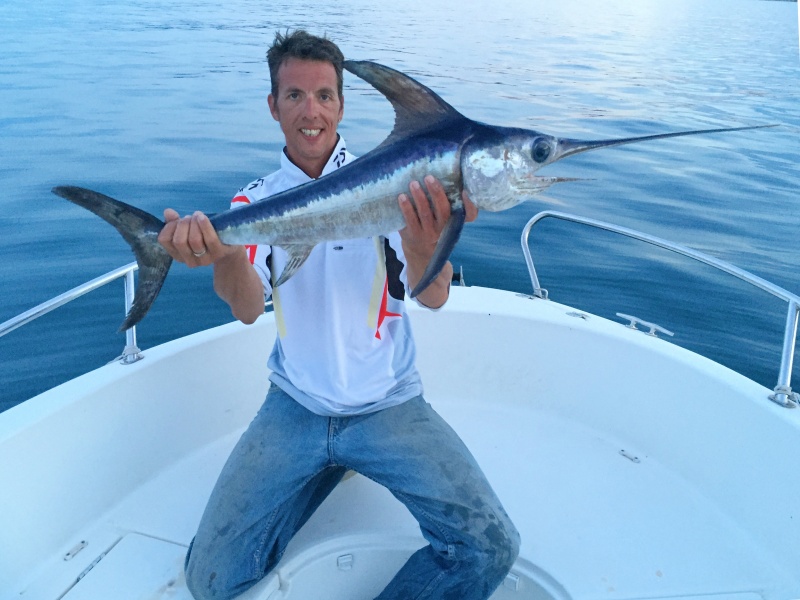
[521,210,800,408]
[0,262,143,364]
[4,212,798,406]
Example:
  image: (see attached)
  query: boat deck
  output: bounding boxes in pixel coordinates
[46,397,779,600]
[3,287,799,599]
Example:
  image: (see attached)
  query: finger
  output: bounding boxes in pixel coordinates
[172,216,195,263]
[409,179,435,230]
[187,213,209,258]
[398,193,417,232]
[163,208,180,222]
[194,212,224,254]
[158,215,179,252]
[190,212,227,265]
[422,175,450,224]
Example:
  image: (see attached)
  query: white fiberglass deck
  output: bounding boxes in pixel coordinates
[2,286,799,600]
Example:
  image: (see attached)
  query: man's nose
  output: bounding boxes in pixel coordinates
[301,96,320,118]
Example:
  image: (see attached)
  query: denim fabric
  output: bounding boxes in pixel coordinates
[185,385,519,600]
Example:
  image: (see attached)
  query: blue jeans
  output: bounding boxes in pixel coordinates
[185,385,519,600]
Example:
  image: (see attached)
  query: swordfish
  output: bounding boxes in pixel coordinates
[53,60,772,331]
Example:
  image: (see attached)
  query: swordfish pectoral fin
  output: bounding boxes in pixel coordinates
[273,244,315,287]
[409,205,467,299]
[51,186,173,331]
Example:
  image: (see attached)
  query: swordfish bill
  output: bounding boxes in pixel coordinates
[53,60,775,331]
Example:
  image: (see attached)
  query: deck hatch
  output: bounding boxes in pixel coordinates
[61,533,188,600]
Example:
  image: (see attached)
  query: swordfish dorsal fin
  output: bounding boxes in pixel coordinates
[343,60,466,148]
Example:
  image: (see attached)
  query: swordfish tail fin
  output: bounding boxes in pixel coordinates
[51,186,173,331]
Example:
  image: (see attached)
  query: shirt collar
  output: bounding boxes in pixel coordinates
[279,135,349,184]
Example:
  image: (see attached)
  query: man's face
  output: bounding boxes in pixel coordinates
[268,58,344,179]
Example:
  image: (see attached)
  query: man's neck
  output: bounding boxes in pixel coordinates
[283,151,324,179]
[283,134,341,179]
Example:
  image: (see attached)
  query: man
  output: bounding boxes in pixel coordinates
[159,30,519,600]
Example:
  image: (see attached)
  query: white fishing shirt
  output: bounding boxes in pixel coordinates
[230,136,424,416]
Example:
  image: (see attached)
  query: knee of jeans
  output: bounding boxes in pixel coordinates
[499,520,521,572]
[184,557,216,600]
[472,515,520,575]
[184,546,240,600]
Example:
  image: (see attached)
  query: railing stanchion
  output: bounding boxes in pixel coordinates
[120,268,143,365]
[521,216,548,299]
[770,301,799,408]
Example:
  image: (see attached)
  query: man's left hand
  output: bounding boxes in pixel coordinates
[398,175,478,260]
[397,175,478,308]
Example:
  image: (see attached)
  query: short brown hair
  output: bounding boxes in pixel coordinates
[267,30,345,99]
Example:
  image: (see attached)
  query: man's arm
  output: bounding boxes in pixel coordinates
[158,209,265,324]
[398,175,478,309]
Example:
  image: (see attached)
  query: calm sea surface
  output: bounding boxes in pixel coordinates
[1,0,799,412]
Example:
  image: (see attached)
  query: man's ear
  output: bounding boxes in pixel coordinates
[268,94,279,121]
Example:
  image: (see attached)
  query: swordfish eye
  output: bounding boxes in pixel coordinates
[531,138,552,163]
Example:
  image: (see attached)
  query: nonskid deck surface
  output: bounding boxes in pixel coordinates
[45,395,778,600]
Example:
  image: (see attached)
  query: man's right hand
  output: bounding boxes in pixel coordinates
[158,209,239,267]
[159,208,266,324]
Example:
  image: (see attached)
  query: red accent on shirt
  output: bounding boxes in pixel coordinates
[231,196,256,263]
[375,278,402,340]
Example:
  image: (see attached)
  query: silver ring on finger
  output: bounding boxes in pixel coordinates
[192,248,208,257]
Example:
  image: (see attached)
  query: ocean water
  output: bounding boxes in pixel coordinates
[0,0,798,412]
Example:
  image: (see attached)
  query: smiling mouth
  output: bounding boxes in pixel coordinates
[301,128,322,137]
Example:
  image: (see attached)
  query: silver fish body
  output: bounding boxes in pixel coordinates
[53,60,774,331]
[212,141,462,246]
